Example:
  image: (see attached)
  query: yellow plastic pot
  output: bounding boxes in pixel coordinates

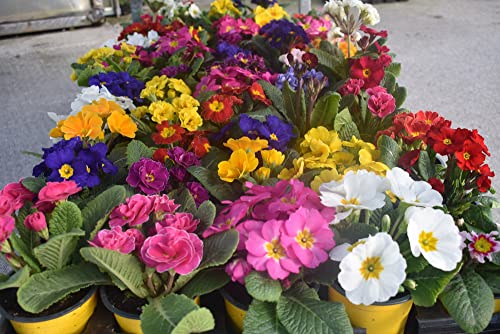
[100,288,200,334]
[495,295,500,313]
[220,289,248,334]
[329,284,413,334]
[2,287,97,334]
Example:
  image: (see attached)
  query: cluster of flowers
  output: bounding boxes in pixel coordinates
[91,193,203,275]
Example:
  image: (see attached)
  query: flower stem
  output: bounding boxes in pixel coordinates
[165,272,176,294]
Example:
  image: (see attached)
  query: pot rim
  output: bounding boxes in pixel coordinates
[220,285,249,312]
[99,286,141,320]
[331,282,412,306]
[0,286,97,323]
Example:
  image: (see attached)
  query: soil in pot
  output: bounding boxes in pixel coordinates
[0,287,89,318]
[104,286,147,316]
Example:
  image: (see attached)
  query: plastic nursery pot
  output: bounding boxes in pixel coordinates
[220,282,251,334]
[99,286,200,334]
[0,286,97,334]
[495,294,500,314]
[328,283,413,334]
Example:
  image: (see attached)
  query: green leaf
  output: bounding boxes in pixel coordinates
[491,252,500,265]
[187,166,238,202]
[277,296,353,334]
[303,259,339,287]
[408,264,460,307]
[259,80,286,119]
[245,271,282,302]
[194,201,216,233]
[377,135,402,168]
[282,82,306,134]
[17,263,109,313]
[417,151,434,181]
[334,109,360,141]
[49,201,83,236]
[386,63,401,77]
[339,223,378,244]
[463,205,497,233]
[77,66,104,86]
[169,188,197,215]
[14,204,38,251]
[33,230,84,270]
[283,282,319,301]
[478,269,500,294]
[81,185,127,236]
[311,92,341,129]
[244,300,287,334]
[9,233,41,272]
[180,268,230,299]
[141,294,205,334]
[21,177,46,193]
[439,269,494,334]
[393,86,407,109]
[80,247,149,298]
[171,308,215,334]
[126,140,153,167]
[310,48,347,79]
[0,267,30,289]
[381,72,396,93]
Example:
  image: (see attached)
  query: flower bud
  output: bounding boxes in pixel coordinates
[404,279,417,290]
[381,214,391,232]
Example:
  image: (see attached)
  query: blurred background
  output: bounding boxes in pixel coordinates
[0,0,499,223]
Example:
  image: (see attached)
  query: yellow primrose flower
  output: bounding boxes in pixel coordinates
[131,106,148,119]
[356,149,389,175]
[77,47,117,65]
[107,111,138,138]
[141,75,168,100]
[179,108,203,132]
[278,157,305,180]
[303,157,339,170]
[224,137,268,153]
[168,78,192,96]
[218,149,259,182]
[254,4,288,27]
[172,94,200,110]
[254,167,271,182]
[149,101,176,123]
[209,0,241,17]
[61,110,104,140]
[301,126,343,154]
[81,98,124,118]
[338,40,357,58]
[261,149,285,168]
[311,168,342,192]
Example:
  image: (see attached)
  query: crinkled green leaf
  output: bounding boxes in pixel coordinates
[0,267,30,289]
[21,177,46,193]
[126,140,154,167]
[171,308,215,334]
[408,264,460,307]
[187,166,238,202]
[244,300,287,334]
[49,201,83,236]
[311,92,341,129]
[180,268,230,299]
[245,271,282,302]
[34,230,84,270]
[377,135,402,168]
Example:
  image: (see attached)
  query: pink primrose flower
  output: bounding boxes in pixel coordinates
[0,181,34,211]
[202,201,249,238]
[225,258,251,284]
[156,212,199,233]
[152,194,180,219]
[465,231,500,263]
[0,216,15,245]
[281,207,335,269]
[125,228,145,251]
[36,181,82,212]
[109,194,155,228]
[368,91,396,118]
[245,219,300,280]
[24,212,47,232]
[236,220,262,251]
[140,227,203,275]
[0,195,15,217]
[338,79,364,96]
[89,226,136,254]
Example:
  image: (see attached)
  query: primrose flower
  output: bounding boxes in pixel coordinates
[338,232,407,305]
[260,149,285,168]
[141,75,168,100]
[127,158,170,195]
[464,231,500,263]
[109,194,155,228]
[209,0,241,17]
[107,111,137,138]
[386,167,443,207]
[254,4,288,27]
[246,219,300,280]
[218,149,259,182]
[320,170,389,222]
[60,110,104,140]
[201,94,243,123]
[225,258,251,284]
[406,207,462,271]
[178,108,203,132]
[281,207,335,268]
[89,226,136,254]
[148,101,176,124]
[0,216,16,245]
[224,137,268,153]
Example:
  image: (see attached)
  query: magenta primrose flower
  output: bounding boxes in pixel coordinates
[281,207,336,268]
[0,216,15,245]
[126,158,169,195]
[140,227,203,275]
[156,212,199,233]
[465,231,500,263]
[89,226,136,254]
[246,220,300,280]
[24,212,47,232]
[109,194,155,227]
[225,257,252,284]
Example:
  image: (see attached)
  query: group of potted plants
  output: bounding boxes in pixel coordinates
[0,0,498,333]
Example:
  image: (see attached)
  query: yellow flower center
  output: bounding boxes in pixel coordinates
[86,165,91,173]
[341,197,360,205]
[359,256,384,280]
[473,236,493,253]
[362,68,371,78]
[418,230,438,252]
[265,239,286,260]
[58,164,74,179]
[161,127,176,139]
[145,173,155,183]
[270,133,278,141]
[295,229,315,249]
[209,100,225,113]
[281,197,296,204]
[169,41,179,47]
[443,138,452,145]
[463,152,471,160]
[411,131,421,137]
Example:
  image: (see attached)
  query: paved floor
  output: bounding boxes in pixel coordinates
[0,0,499,220]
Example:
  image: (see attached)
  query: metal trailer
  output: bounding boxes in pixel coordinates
[0,0,120,37]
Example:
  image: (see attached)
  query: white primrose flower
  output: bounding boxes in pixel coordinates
[406,207,463,271]
[360,4,380,25]
[320,170,389,222]
[188,4,201,18]
[338,232,407,305]
[278,48,306,67]
[70,86,135,115]
[386,167,443,207]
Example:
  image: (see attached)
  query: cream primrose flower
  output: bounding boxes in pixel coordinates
[386,167,443,207]
[406,207,462,271]
[126,30,159,48]
[278,48,305,67]
[188,4,201,18]
[319,170,389,223]
[360,4,380,25]
[338,232,407,305]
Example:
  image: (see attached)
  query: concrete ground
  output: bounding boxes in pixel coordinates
[0,0,499,221]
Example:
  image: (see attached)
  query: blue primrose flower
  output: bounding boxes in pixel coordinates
[251,0,278,8]
[88,71,145,102]
[239,114,296,151]
[275,67,299,90]
[259,19,309,51]
[33,138,117,188]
